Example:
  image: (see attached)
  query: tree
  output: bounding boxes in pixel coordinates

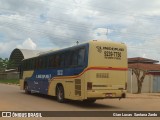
[0,58,15,72]
[132,68,147,93]
[0,58,6,72]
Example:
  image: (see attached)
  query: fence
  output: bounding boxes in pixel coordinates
[0,72,19,80]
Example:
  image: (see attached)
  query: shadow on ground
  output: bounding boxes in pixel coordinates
[20,92,120,110]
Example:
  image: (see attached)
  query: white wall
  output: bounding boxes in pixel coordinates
[127,69,153,93]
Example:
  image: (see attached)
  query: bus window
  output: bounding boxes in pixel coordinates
[30,59,34,70]
[41,57,47,69]
[36,58,43,69]
[60,54,65,67]
[48,55,55,68]
[38,59,41,69]
[29,59,31,70]
[78,48,85,66]
[23,61,26,70]
[71,51,78,66]
[27,60,29,70]
[54,55,60,68]
[65,52,72,67]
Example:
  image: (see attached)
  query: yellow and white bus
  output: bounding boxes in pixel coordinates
[19,40,127,103]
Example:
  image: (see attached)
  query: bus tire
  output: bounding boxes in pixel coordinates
[24,83,31,94]
[56,85,65,103]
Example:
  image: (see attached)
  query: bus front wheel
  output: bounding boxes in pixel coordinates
[56,85,65,103]
[24,83,31,94]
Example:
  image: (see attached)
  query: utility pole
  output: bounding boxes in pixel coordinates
[106,28,109,39]
[76,41,79,45]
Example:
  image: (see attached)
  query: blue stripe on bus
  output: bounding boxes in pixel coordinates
[26,43,89,95]
[27,65,87,94]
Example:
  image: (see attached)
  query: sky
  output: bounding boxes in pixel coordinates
[1,0,160,61]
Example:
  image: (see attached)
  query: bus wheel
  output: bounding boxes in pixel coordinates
[24,83,31,94]
[83,99,96,104]
[56,85,65,103]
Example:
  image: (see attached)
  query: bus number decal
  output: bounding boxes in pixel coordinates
[104,51,121,60]
[57,70,63,76]
[96,46,124,60]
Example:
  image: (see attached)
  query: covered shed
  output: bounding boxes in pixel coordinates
[9,48,41,69]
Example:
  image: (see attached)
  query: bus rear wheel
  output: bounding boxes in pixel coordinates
[56,85,65,103]
[24,83,31,94]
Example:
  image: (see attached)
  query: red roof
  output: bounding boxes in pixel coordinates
[129,63,160,71]
[128,57,159,64]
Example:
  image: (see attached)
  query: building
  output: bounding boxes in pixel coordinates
[128,57,160,93]
[9,48,42,69]
[0,69,19,80]
[0,48,42,80]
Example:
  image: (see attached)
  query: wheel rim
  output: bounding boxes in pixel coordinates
[25,84,30,94]
[58,88,63,100]
[57,86,64,102]
[25,84,28,92]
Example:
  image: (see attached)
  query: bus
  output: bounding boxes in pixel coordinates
[19,40,127,103]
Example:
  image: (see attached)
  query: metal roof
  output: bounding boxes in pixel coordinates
[9,48,42,69]
[19,49,41,59]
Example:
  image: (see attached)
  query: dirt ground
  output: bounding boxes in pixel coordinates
[0,83,160,120]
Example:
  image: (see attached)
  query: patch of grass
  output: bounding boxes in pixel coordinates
[0,79,19,84]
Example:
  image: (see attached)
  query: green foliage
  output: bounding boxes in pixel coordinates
[0,79,19,84]
[0,58,15,72]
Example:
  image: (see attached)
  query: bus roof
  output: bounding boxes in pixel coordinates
[22,40,125,61]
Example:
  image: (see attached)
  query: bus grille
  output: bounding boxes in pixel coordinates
[75,79,81,96]
[96,73,109,78]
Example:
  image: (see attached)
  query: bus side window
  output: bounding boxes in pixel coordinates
[37,59,40,69]
[48,55,54,68]
[71,51,78,66]
[78,48,85,66]
[30,59,33,70]
[22,61,25,71]
[35,58,40,69]
[60,54,65,67]
[54,55,60,68]
[41,57,46,69]
[28,59,32,70]
[26,60,29,70]
[65,52,72,67]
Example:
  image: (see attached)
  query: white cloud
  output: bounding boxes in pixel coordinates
[17,38,37,50]
[0,41,16,58]
[127,38,160,61]
[143,54,147,58]
[93,28,114,40]
[0,0,160,61]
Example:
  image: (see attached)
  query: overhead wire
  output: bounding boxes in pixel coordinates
[0,20,90,47]
[52,0,160,23]
[0,0,160,36]
[0,0,160,50]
